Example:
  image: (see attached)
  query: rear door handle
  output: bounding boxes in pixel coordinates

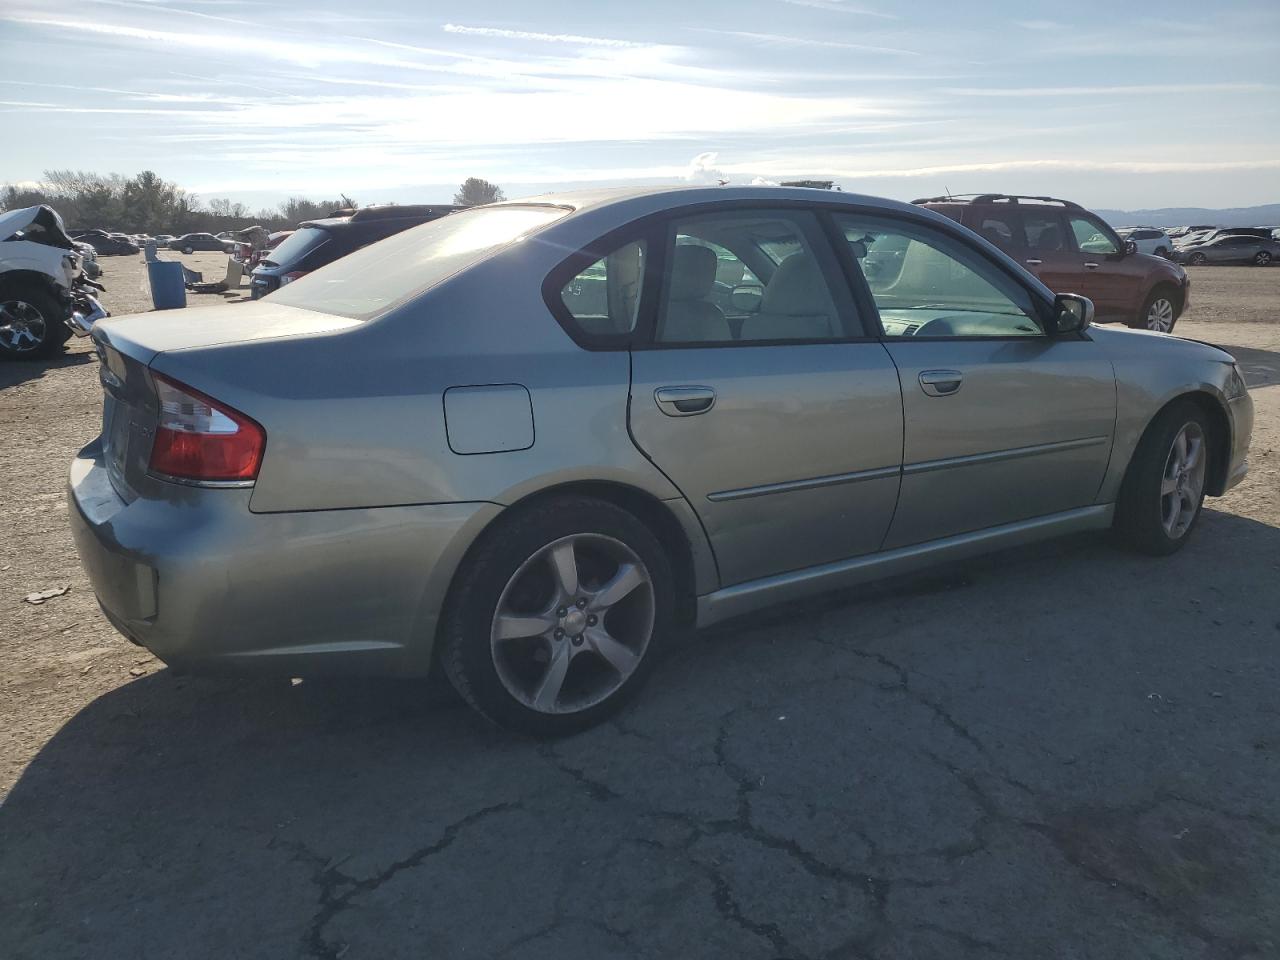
[655,386,716,417]
[1024,258,1043,266]
[1084,262,1099,269]
[919,370,963,397]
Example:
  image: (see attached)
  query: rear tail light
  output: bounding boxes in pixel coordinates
[148,374,266,483]
[278,271,307,285]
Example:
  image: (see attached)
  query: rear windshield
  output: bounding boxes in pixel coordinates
[263,225,330,266]
[267,204,569,319]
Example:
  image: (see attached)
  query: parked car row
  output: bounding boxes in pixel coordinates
[71,229,140,256]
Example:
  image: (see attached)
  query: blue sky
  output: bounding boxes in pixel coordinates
[1,0,1278,211]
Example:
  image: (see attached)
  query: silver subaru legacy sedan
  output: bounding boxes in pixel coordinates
[69,186,1253,734]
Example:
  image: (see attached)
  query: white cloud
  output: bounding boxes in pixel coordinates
[700,29,918,56]
[684,152,726,183]
[946,82,1275,97]
[441,23,644,48]
[779,0,897,18]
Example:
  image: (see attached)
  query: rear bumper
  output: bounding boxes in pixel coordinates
[68,440,499,676]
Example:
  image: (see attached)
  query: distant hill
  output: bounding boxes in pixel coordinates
[1095,203,1280,229]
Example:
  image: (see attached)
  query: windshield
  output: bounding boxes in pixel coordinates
[263,225,330,266]
[268,205,569,319]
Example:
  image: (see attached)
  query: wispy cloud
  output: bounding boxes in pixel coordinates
[779,0,897,18]
[697,29,918,57]
[441,23,644,48]
[946,82,1275,97]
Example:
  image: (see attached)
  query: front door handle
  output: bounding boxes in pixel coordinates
[1084,261,1099,269]
[919,369,963,397]
[655,386,716,417]
[1024,258,1043,266]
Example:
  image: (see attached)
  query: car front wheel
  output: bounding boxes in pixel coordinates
[1189,253,1207,265]
[0,285,64,360]
[1255,251,1272,266]
[1115,401,1211,556]
[1137,289,1178,332]
[440,496,674,735]
[182,246,194,255]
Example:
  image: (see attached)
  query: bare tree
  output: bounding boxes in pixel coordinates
[453,177,505,207]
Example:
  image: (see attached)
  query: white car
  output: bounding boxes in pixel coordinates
[1117,227,1172,258]
[0,205,108,359]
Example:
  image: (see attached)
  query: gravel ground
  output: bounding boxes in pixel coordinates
[1,257,1278,959]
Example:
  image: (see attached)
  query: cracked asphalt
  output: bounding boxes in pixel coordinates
[2,263,1279,959]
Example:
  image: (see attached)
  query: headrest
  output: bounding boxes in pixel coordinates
[669,244,718,301]
[761,253,832,316]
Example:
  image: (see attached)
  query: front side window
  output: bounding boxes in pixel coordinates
[1068,215,1120,255]
[656,210,854,344]
[836,214,1042,338]
[558,239,647,337]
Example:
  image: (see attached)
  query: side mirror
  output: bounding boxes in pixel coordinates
[1052,293,1093,335]
[730,283,764,313]
[1124,239,1138,256]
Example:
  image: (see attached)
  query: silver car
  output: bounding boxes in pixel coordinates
[1174,233,1276,266]
[69,186,1253,734]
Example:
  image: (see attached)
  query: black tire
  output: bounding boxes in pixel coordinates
[0,283,66,361]
[439,496,675,736]
[1134,286,1179,332]
[182,246,194,255]
[1114,400,1212,556]
[1188,252,1207,266]
[1154,246,1169,258]
[1254,251,1272,266]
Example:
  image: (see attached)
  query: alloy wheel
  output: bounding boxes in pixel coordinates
[0,300,48,353]
[1145,298,1175,332]
[1160,421,1206,539]
[489,533,655,715]
[1256,251,1272,266]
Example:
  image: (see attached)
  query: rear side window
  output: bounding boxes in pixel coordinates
[268,205,568,319]
[1021,212,1067,252]
[656,209,858,344]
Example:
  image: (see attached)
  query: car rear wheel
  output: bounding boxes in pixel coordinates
[440,496,674,736]
[1188,252,1207,265]
[1138,289,1178,332]
[1154,246,1169,258]
[0,285,64,361]
[1115,400,1211,556]
[1255,251,1272,266]
[182,246,194,255]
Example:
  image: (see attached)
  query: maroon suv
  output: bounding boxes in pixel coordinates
[915,194,1190,332]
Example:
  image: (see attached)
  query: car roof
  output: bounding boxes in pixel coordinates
[489,184,922,222]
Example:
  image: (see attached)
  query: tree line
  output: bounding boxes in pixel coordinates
[2,171,509,235]
[0,170,351,234]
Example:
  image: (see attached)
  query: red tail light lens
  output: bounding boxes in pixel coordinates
[148,374,266,483]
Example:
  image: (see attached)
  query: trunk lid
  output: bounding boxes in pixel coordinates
[91,302,360,500]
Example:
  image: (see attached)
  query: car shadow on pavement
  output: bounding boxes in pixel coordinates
[1217,343,1280,389]
[3,512,1279,958]
[0,348,93,391]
